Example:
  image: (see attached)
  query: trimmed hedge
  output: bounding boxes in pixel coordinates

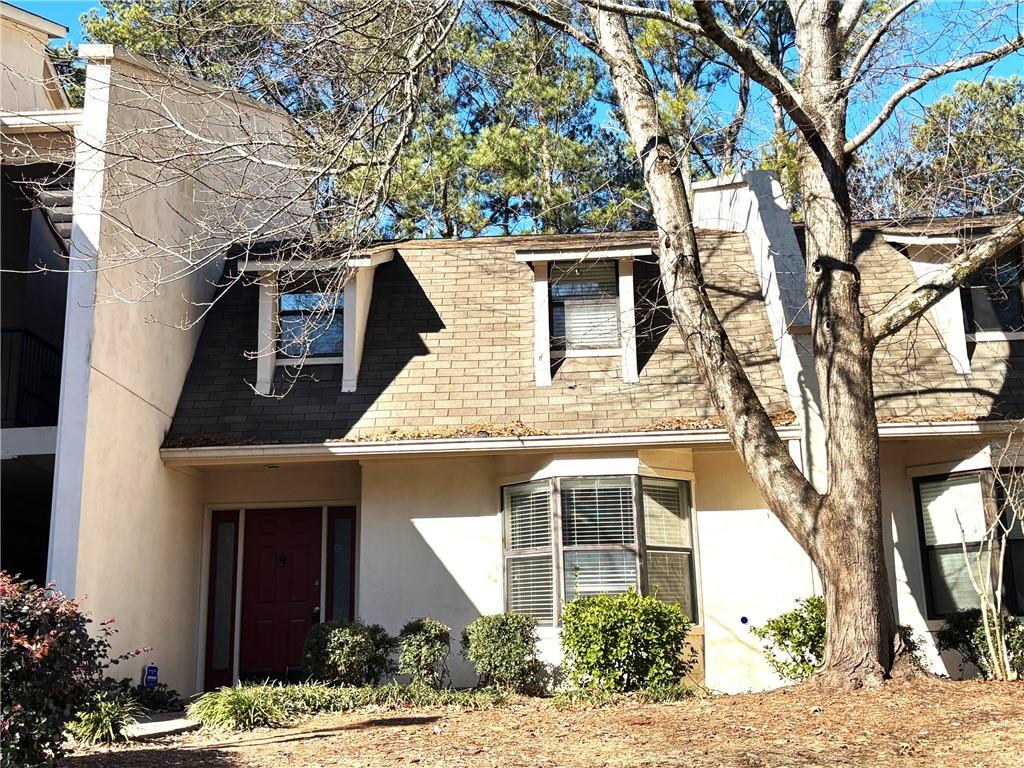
[561,591,695,692]
[461,613,541,693]
[301,620,395,685]
[398,618,451,687]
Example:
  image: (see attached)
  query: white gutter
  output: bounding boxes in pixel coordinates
[160,420,1019,467]
[162,426,800,466]
[0,109,84,133]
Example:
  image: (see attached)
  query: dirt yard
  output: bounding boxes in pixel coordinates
[65,680,1022,768]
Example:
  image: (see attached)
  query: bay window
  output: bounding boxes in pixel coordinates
[503,475,697,626]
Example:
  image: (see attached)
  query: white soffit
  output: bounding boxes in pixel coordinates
[237,248,395,272]
[883,233,962,246]
[514,245,653,262]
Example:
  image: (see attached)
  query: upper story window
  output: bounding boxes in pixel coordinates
[549,261,620,352]
[278,276,344,360]
[961,252,1024,335]
[915,471,1023,618]
[502,475,697,626]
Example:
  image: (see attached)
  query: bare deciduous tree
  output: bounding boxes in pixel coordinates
[495,0,1024,687]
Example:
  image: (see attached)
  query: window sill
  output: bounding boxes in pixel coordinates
[966,331,1024,342]
[276,356,344,367]
[552,348,623,359]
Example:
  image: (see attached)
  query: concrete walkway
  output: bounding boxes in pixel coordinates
[125,712,199,741]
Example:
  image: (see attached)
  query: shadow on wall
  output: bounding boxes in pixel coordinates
[166,255,445,446]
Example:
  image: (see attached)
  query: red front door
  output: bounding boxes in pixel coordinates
[239,508,322,680]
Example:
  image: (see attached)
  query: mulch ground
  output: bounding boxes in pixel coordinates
[64,679,1023,767]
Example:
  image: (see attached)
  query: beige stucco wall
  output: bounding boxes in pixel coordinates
[693,449,818,693]
[0,11,67,112]
[54,49,307,695]
[358,457,502,687]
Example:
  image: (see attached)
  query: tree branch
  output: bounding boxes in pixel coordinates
[837,0,868,42]
[846,32,1024,154]
[690,1,822,143]
[869,216,1024,342]
[493,1,599,54]
[845,0,918,85]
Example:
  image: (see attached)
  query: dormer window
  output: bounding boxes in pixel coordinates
[243,245,395,395]
[962,252,1024,338]
[517,244,649,386]
[550,261,620,353]
[278,279,344,360]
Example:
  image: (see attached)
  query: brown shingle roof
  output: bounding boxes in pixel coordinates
[165,231,790,447]
[165,223,1022,449]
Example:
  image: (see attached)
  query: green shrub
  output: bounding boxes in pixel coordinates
[560,590,695,692]
[752,597,924,682]
[113,678,186,712]
[188,681,505,731]
[0,572,141,767]
[750,596,826,682]
[301,620,395,685]
[398,618,451,687]
[936,608,1024,679]
[461,613,542,693]
[67,692,141,745]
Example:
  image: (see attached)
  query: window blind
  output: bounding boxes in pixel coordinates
[642,478,691,548]
[561,477,635,546]
[646,550,694,619]
[504,481,552,551]
[507,555,555,625]
[919,476,987,546]
[550,261,619,350]
[927,549,982,615]
[564,550,636,601]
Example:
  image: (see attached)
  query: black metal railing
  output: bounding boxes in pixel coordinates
[1,328,62,428]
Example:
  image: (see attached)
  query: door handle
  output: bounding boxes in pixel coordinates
[312,605,321,625]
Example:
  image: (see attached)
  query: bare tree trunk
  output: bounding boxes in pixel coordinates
[784,0,917,686]
[589,3,915,687]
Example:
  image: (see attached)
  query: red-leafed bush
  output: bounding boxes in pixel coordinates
[0,572,139,767]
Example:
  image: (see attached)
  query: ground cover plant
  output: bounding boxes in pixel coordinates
[187,681,504,731]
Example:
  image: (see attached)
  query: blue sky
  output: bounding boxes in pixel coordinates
[13,0,1023,142]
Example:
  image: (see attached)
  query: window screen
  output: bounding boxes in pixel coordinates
[561,477,635,546]
[503,481,554,625]
[564,550,637,601]
[279,278,344,358]
[507,556,555,625]
[550,261,619,350]
[505,481,552,551]
[641,477,697,621]
[918,475,986,616]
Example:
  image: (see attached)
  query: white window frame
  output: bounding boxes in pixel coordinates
[518,246,644,386]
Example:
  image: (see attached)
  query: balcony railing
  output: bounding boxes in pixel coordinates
[1,328,62,428]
